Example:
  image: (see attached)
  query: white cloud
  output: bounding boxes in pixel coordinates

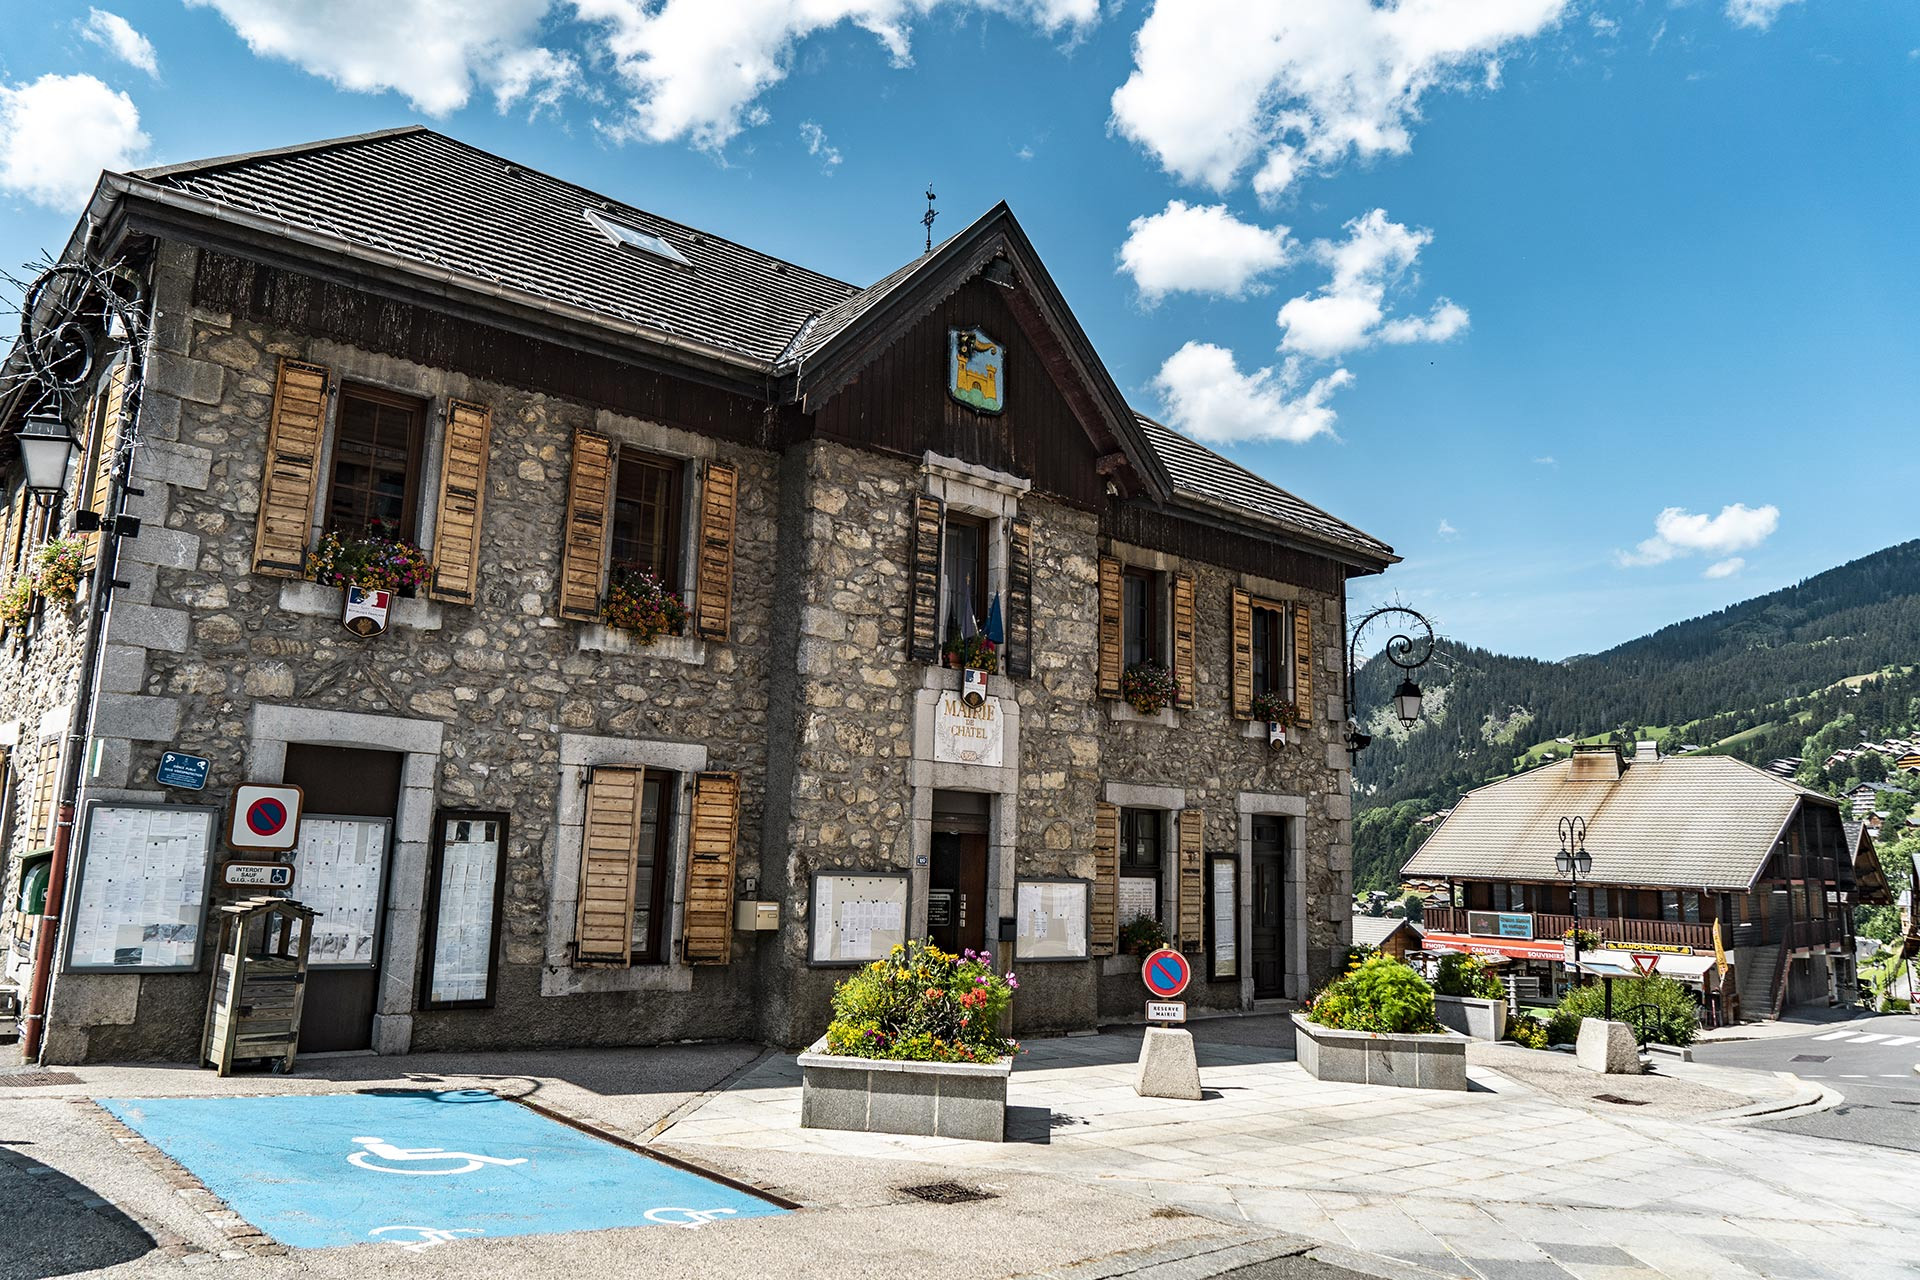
[0,73,148,210]
[1588,12,1618,36]
[493,46,580,115]
[576,0,1097,150]
[184,0,566,116]
[1118,201,1293,302]
[1616,503,1780,567]
[1152,342,1352,445]
[81,9,159,76]
[1704,557,1746,579]
[799,120,843,172]
[1726,0,1802,30]
[1276,209,1469,359]
[1110,0,1568,197]
[1438,519,1459,538]
[1533,455,1557,466]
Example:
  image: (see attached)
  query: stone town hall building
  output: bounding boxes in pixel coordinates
[0,128,1394,1064]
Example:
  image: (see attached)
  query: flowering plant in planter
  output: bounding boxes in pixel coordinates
[0,578,34,629]
[1562,926,1601,950]
[1120,913,1167,956]
[824,940,1019,1064]
[1250,690,1301,728]
[942,633,998,673]
[31,537,89,603]
[1120,661,1177,715]
[1308,952,1441,1034]
[601,563,689,643]
[306,522,433,594]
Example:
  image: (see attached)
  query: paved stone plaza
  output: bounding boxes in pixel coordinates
[662,1018,1920,1280]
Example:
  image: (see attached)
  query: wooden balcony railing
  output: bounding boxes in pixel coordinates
[1421,906,1714,951]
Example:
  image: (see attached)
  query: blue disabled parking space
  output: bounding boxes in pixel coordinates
[100,1090,785,1250]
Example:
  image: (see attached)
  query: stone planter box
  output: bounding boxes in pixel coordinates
[798,1038,1011,1141]
[1292,1012,1468,1091]
[1434,993,1509,1042]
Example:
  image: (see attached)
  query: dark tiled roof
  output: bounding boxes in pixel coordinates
[1134,415,1394,563]
[137,127,857,366]
[779,241,953,369]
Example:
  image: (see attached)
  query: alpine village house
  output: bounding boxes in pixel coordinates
[0,128,1396,1065]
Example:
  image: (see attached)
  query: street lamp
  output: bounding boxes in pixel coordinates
[14,408,79,499]
[1556,815,1593,1002]
[1344,605,1437,753]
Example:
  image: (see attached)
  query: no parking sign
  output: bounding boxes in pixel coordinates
[227,783,305,852]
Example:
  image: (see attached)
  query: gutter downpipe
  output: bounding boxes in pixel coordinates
[19,264,147,1065]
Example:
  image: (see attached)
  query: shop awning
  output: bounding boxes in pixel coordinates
[1574,953,1717,980]
[1420,933,1566,962]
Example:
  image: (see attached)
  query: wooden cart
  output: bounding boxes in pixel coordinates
[201,896,315,1076]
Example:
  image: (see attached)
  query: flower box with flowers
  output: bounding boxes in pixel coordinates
[1250,690,1302,745]
[800,941,1019,1141]
[1119,661,1177,716]
[601,563,688,644]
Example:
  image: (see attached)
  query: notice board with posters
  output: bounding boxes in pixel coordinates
[64,803,218,972]
[1014,878,1089,961]
[809,871,908,965]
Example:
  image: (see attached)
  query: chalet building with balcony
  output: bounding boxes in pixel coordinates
[1403,743,1871,1024]
[0,128,1396,1064]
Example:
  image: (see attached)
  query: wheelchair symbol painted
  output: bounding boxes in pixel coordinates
[348,1136,528,1176]
[644,1207,740,1230]
[369,1225,484,1251]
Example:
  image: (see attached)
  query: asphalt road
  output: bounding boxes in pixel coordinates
[1693,1011,1920,1152]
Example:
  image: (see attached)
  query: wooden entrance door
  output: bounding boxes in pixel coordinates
[282,745,401,1052]
[1251,817,1286,998]
[928,832,988,955]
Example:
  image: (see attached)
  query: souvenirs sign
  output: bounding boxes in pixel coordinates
[933,692,1003,767]
[947,327,1004,414]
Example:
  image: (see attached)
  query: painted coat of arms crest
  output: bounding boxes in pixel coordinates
[948,327,1004,414]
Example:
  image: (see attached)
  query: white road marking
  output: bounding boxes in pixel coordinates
[1881,1036,1919,1046]
[1813,1030,1860,1041]
[1846,1033,1891,1044]
[1841,1074,1868,1078]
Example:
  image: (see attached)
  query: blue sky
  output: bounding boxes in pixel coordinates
[1,1,1914,660]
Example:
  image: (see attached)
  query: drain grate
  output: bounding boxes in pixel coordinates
[900,1182,996,1205]
[0,1073,81,1087]
[1592,1094,1648,1106]
[1791,1055,1830,1063]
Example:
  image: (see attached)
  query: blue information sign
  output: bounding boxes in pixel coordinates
[1496,912,1533,939]
[155,751,210,791]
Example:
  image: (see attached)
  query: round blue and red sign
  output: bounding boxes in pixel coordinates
[245,796,290,838]
[1141,947,1191,999]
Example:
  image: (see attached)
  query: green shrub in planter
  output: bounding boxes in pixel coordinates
[1549,975,1701,1047]
[1435,953,1505,1000]
[823,939,1018,1064]
[1120,913,1168,956]
[1308,953,1440,1034]
[1506,1013,1550,1050]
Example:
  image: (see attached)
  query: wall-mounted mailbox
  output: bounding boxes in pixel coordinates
[737,900,780,931]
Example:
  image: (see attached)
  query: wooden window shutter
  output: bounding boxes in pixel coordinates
[427,399,493,605]
[1091,801,1119,956]
[77,358,131,565]
[1171,572,1196,709]
[1176,809,1205,953]
[1230,588,1253,719]
[32,743,60,847]
[1096,555,1123,698]
[694,461,737,641]
[574,766,644,968]
[906,492,944,663]
[1006,515,1033,679]
[558,430,615,621]
[251,358,330,578]
[1293,601,1313,716]
[683,771,741,964]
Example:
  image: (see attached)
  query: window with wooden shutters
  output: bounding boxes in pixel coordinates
[906,492,944,663]
[252,358,330,577]
[693,462,736,641]
[558,430,615,620]
[1292,602,1313,715]
[1096,556,1123,697]
[427,399,492,605]
[574,766,644,967]
[1176,809,1205,953]
[31,742,61,848]
[1171,572,1196,708]
[1005,516,1033,679]
[1229,588,1253,718]
[75,358,129,565]
[1091,801,1119,955]
[683,771,740,964]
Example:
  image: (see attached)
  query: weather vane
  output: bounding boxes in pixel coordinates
[922,186,938,255]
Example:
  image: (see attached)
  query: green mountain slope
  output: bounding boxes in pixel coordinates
[1351,539,1920,890]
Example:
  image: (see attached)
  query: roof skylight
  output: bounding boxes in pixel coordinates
[583,209,692,268]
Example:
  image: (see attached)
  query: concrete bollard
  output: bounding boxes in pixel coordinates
[1575,1018,1642,1074]
[1135,1026,1204,1100]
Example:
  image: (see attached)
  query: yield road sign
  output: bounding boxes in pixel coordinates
[1142,947,1191,999]
[1632,953,1660,977]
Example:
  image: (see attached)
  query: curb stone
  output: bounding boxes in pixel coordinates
[1701,1072,1842,1125]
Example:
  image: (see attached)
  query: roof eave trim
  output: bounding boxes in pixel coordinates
[1163,489,1398,571]
[97,173,773,379]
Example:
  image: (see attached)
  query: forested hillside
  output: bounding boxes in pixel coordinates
[1351,539,1920,890]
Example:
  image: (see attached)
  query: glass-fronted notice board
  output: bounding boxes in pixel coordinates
[64,803,218,972]
[809,871,908,964]
[423,811,508,1007]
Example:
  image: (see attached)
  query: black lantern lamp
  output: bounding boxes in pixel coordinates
[1345,605,1437,753]
[1392,677,1423,728]
[15,408,79,500]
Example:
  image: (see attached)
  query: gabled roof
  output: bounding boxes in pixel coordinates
[132,126,857,367]
[1134,414,1395,565]
[1402,754,1837,891]
[1352,915,1421,949]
